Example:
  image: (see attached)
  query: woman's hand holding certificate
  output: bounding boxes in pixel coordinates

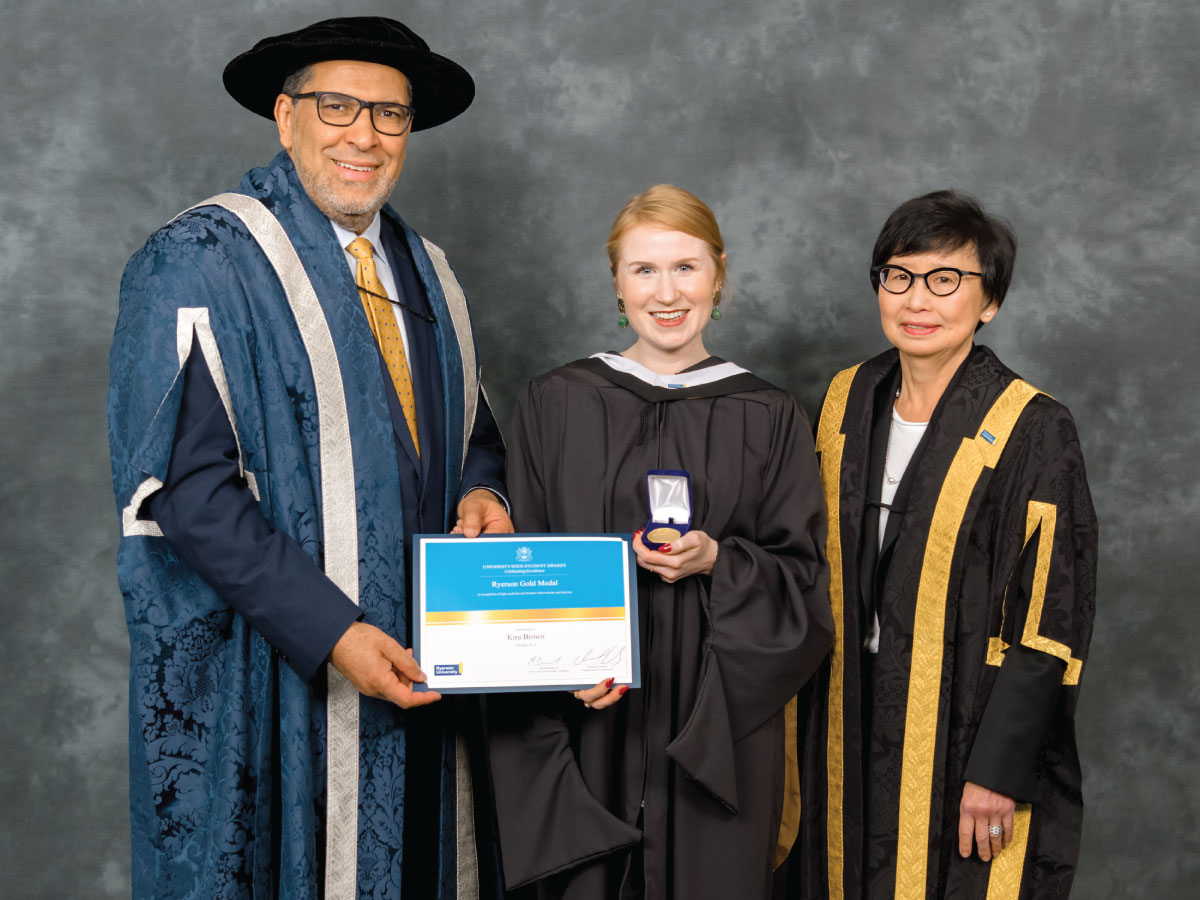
[569,676,630,710]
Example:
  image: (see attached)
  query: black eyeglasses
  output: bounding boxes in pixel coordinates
[872,264,982,296]
[289,91,415,136]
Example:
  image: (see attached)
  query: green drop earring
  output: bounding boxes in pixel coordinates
[710,285,723,320]
[617,297,629,328]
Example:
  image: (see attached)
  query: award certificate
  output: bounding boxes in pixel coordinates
[412,534,640,693]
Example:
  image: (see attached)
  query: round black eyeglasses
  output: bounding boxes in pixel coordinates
[872,264,982,296]
[289,91,415,136]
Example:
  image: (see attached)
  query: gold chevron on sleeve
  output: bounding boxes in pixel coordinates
[1019,501,1083,685]
[982,501,1082,685]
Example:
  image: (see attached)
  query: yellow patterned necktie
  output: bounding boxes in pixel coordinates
[347,236,420,455]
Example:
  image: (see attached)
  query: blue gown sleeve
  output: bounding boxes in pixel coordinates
[458,386,509,511]
[147,334,362,682]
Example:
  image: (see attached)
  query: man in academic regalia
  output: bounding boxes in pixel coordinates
[108,17,511,900]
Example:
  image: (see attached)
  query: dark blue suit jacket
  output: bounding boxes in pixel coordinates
[148,219,506,681]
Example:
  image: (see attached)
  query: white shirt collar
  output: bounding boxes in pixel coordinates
[329,214,385,263]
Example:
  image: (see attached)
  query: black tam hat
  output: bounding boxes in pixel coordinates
[222,16,475,131]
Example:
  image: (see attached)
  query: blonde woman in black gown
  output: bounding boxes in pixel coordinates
[489,185,833,900]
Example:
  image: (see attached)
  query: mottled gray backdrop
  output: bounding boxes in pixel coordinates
[1,0,1195,896]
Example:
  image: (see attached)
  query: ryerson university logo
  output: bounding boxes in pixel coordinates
[516,546,533,562]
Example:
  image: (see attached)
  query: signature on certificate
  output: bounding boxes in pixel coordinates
[527,655,564,668]
[574,646,626,668]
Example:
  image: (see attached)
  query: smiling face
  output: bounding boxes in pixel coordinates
[614,225,723,373]
[274,60,411,233]
[877,243,998,369]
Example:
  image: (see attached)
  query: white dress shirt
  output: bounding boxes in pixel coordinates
[865,408,928,653]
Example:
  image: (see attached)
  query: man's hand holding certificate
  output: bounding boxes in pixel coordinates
[413,534,640,693]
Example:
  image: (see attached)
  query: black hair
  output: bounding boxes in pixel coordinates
[280,65,315,97]
[870,189,1017,309]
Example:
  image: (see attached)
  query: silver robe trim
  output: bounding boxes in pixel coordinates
[175,306,261,500]
[121,476,164,537]
[419,235,483,898]
[183,192,362,900]
[455,731,480,900]
[121,306,258,536]
[421,237,478,467]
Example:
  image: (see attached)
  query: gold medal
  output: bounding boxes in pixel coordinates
[646,526,682,544]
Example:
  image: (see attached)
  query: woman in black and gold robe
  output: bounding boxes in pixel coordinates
[488,185,833,900]
[800,191,1097,900]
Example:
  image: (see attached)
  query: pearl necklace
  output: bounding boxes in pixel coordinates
[884,443,904,486]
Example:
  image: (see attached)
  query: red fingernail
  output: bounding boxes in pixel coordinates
[618,685,629,696]
[660,544,672,553]
[605,678,615,688]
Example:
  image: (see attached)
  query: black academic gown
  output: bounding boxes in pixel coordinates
[488,356,833,900]
[799,345,1098,900]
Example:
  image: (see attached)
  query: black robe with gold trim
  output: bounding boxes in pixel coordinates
[798,346,1097,900]
[488,356,833,900]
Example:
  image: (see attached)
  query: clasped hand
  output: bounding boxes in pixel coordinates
[567,526,719,710]
[632,527,718,583]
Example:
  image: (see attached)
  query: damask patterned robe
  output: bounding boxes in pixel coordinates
[798,346,1097,900]
[108,152,500,900]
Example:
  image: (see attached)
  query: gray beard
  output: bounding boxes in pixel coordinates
[291,153,398,231]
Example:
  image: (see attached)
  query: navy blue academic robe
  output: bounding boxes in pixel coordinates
[109,151,505,900]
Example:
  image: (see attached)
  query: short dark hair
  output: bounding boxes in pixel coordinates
[280,65,314,97]
[870,189,1017,308]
